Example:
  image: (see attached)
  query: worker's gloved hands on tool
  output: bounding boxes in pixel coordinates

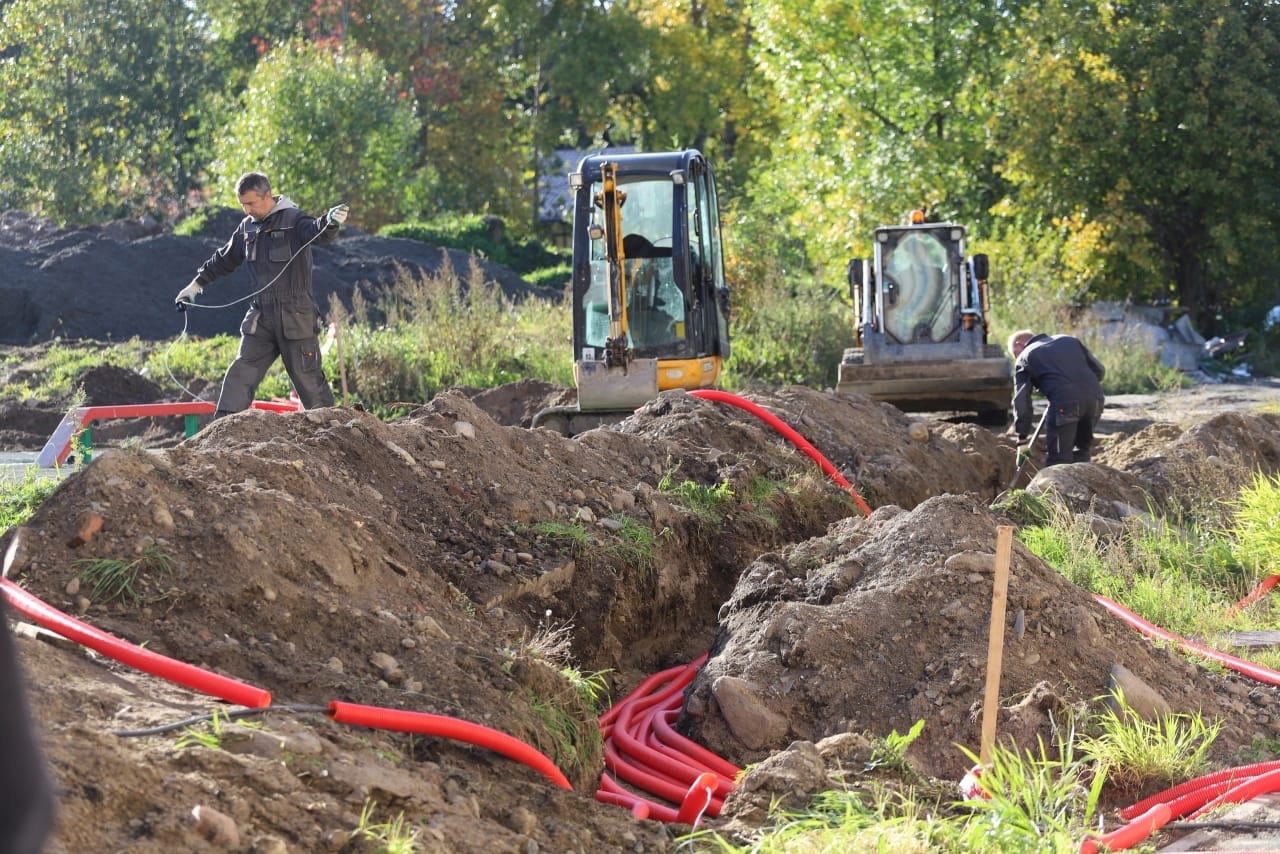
[175,280,202,305]
[1015,437,1031,466]
[325,204,349,228]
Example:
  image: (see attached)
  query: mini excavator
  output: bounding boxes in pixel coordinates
[532,150,731,435]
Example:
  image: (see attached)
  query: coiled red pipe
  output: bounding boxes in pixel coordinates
[596,654,740,826]
[328,700,571,790]
[0,577,271,708]
[1121,760,1280,820]
[688,389,873,517]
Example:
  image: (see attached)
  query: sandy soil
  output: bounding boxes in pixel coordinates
[2,363,1280,852]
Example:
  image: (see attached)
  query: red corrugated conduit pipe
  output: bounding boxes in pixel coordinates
[0,578,571,789]
[1,577,271,708]
[1121,760,1280,821]
[595,653,739,826]
[688,389,873,517]
[1081,762,1280,852]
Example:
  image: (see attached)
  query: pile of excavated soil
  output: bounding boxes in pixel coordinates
[6,378,1280,852]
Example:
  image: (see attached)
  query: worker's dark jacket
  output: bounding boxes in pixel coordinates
[193,196,338,412]
[1012,334,1106,437]
[194,196,335,308]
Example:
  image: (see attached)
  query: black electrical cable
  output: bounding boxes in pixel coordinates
[111,703,330,738]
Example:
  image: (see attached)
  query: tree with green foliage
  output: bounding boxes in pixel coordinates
[633,0,779,198]
[0,0,210,224]
[994,0,1280,331]
[743,0,1012,282]
[205,40,425,231]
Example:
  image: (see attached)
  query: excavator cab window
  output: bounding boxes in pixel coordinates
[876,227,961,345]
[582,175,684,353]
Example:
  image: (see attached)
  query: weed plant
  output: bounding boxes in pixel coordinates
[953,728,1104,854]
[529,516,658,580]
[1079,698,1218,794]
[353,799,420,853]
[1017,497,1253,640]
[1,339,148,400]
[658,470,735,524]
[175,708,226,751]
[336,260,571,416]
[0,468,61,531]
[1231,472,1280,574]
[723,277,850,390]
[1081,330,1188,395]
[74,547,174,606]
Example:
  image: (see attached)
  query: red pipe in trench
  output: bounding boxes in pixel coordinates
[0,577,271,708]
[1,579,574,789]
[687,389,873,517]
[595,653,739,826]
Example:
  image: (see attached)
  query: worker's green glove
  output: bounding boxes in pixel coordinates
[1016,444,1032,466]
[325,204,349,228]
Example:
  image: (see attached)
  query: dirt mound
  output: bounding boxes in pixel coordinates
[6,380,1280,851]
[0,210,554,345]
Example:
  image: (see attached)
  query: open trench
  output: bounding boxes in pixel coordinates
[14,378,1280,852]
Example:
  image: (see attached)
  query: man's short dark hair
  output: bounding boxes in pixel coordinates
[236,172,271,197]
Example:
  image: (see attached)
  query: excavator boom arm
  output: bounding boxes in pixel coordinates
[597,163,631,369]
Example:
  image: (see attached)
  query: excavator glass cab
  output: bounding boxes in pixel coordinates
[533,149,730,432]
[570,150,729,385]
[582,178,683,351]
[874,225,964,345]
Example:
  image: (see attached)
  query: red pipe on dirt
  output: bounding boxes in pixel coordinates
[327,700,571,790]
[688,389,873,517]
[0,578,271,708]
[1121,759,1280,820]
[1078,803,1172,854]
[1093,594,1280,687]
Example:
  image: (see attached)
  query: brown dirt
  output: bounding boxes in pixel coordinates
[5,367,1280,852]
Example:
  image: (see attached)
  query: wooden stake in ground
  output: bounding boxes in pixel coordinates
[980,525,1014,766]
